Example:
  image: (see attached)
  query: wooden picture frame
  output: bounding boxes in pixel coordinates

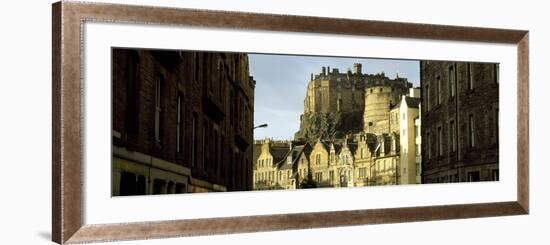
[52,1,529,244]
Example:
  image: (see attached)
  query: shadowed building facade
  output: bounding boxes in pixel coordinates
[111,48,255,195]
[421,61,499,183]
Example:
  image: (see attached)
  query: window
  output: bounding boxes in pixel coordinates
[152,179,167,195]
[495,108,499,144]
[438,126,443,156]
[359,168,366,178]
[416,162,421,176]
[166,181,174,194]
[425,84,430,111]
[469,114,475,147]
[494,64,499,84]
[437,75,441,105]
[449,65,456,97]
[119,172,137,196]
[402,112,406,121]
[415,143,420,156]
[449,120,456,152]
[360,149,364,159]
[219,65,224,100]
[154,78,162,143]
[243,105,248,133]
[220,134,225,174]
[427,131,431,159]
[194,53,200,83]
[315,172,323,183]
[208,55,214,93]
[467,63,474,90]
[214,129,220,174]
[467,171,480,182]
[316,153,321,165]
[176,93,183,154]
[191,113,197,167]
[202,120,208,171]
[124,51,139,136]
[329,170,334,183]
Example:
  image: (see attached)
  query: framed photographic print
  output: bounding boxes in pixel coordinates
[52,1,529,244]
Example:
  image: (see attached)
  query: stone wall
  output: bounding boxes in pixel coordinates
[112,49,255,195]
[421,61,499,183]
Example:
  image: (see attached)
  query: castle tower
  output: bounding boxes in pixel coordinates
[353,63,362,74]
[363,85,404,134]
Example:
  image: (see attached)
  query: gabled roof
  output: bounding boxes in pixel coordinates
[278,143,312,170]
[300,143,313,159]
[346,143,358,156]
[321,141,331,151]
[271,146,290,165]
[313,140,330,152]
[331,143,342,155]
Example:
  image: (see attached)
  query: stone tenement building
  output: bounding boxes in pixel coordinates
[295,63,411,143]
[252,140,312,190]
[253,104,420,190]
[254,63,422,190]
[421,61,499,183]
[112,48,255,196]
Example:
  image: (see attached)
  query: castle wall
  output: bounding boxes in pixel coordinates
[363,85,407,134]
[304,67,366,114]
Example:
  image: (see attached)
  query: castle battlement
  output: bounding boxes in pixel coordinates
[304,63,412,115]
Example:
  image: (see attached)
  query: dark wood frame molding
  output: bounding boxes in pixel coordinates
[52,1,529,244]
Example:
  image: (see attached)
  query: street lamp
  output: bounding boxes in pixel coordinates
[253,123,268,129]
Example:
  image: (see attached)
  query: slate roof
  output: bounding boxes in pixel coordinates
[279,143,312,170]
[271,146,290,165]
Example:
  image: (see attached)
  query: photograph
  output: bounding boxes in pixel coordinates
[111,48,499,196]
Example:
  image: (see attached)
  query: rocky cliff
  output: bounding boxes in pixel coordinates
[294,111,363,144]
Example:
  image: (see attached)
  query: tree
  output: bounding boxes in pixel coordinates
[299,171,317,189]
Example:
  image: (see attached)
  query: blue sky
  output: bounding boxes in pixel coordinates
[249,53,420,140]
